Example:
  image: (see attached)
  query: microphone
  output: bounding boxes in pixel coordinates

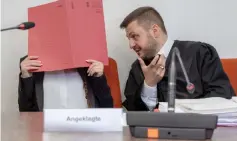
[168,47,195,113]
[1,22,35,32]
[175,48,195,94]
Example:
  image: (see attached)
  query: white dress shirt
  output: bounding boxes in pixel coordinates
[141,38,174,111]
[43,69,88,109]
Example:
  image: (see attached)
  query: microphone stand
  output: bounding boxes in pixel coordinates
[168,47,177,112]
[1,27,18,31]
[168,47,196,112]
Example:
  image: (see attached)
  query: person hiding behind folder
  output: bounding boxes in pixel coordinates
[18,56,113,112]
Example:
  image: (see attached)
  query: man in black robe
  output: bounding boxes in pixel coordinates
[119,6,235,111]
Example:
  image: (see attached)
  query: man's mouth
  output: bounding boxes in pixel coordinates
[134,48,141,55]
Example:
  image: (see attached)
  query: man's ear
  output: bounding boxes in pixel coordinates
[151,24,161,38]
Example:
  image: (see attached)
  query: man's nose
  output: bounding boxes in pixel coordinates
[129,39,136,49]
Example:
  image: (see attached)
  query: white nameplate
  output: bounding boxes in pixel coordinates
[44,108,123,132]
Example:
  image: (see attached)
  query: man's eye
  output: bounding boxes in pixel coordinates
[132,35,138,39]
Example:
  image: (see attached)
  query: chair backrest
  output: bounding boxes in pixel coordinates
[221,58,237,95]
[104,58,122,107]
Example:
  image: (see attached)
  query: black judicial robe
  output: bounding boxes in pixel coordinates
[123,40,236,111]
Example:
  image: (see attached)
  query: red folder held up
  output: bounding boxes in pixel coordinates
[28,0,108,72]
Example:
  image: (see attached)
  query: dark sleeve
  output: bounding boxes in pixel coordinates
[123,68,149,111]
[88,74,113,108]
[199,43,235,99]
[18,56,38,112]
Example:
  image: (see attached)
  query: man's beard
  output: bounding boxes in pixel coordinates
[142,35,158,65]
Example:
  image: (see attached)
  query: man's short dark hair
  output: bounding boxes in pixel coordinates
[120,6,167,34]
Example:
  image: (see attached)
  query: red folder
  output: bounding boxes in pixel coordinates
[28,0,108,72]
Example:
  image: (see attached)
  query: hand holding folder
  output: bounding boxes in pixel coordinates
[28,0,108,72]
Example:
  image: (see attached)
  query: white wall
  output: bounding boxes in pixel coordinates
[1,0,55,113]
[1,0,237,112]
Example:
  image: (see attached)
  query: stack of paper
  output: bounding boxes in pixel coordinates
[232,96,237,103]
[159,97,237,127]
[159,102,185,113]
[176,97,237,114]
[217,112,237,126]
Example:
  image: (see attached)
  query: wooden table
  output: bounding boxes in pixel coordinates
[2,112,237,141]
